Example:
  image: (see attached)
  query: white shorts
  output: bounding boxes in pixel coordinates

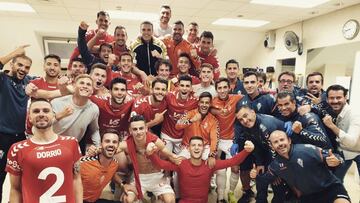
[218,139,233,159]
[134,171,174,197]
[178,145,210,160]
[161,132,182,154]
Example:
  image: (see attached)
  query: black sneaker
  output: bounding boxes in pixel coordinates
[217,199,227,203]
[237,189,255,203]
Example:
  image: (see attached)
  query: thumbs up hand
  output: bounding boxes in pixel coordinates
[325,149,341,167]
[250,164,257,179]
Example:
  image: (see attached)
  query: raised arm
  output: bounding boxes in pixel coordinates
[78,22,95,67]
[0,45,29,67]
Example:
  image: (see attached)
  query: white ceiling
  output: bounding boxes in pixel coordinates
[1,0,360,31]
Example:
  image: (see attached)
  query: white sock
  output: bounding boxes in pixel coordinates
[216,169,227,200]
[229,171,239,192]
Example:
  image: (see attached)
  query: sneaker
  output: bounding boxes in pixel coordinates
[217,199,227,203]
[237,189,255,203]
[228,191,237,203]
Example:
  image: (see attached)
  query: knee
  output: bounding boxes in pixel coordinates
[161,193,175,203]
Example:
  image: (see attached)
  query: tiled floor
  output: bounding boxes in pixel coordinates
[2,163,359,203]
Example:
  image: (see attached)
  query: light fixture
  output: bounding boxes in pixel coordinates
[0,2,35,12]
[250,0,330,8]
[107,10,158,21]
[212,18,269,28]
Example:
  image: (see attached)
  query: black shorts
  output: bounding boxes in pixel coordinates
[300,183,351,203]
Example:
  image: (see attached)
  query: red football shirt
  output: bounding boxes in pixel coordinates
[161,91,198,139]
[105,69,143,97]
[196,48,220,80]
[6,136,81,203]
[131,95,167,122]
[90,95,134,136]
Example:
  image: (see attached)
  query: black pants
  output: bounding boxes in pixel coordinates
[0,132,26,202]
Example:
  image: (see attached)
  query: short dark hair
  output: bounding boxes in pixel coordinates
[99,43,113,53]
[161,4,171,11]
[114,25,126,36]
[119,52,133,61]
[276,91,295,102]
[256,72,267,82]
[306,72,323,85]
[278,71,295,82]
[200,31,214,41]
[199,91,212,101]
[178,75,192,84]
[141,21,153,29]
[179,52,191,61]
[326,85,348,97]
[155,59,172,72]
[90,63,107,73]
[215,77,230,89]
[101,129,121,142]
[174,20,184,27]
[189,136,204,144]
[29,98,52,109]
[236,104,252,113]
[71,57,84,65]
[110,77,127,90]
[225,59,239,69]
[97,11,110,18]
[12,55,32,64]
[189,22,198,27]
[243,71,258,80]
[152,77,168,89]
[130,115,146,123]
[44,54,61,64]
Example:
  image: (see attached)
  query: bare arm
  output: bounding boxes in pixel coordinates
[0,45,29,66]
[9,174,22,203]
[73,161,83,203]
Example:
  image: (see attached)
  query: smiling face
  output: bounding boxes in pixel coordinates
[141,23,153,42]
[225,63,239,80]
[216,81,229,100]
[99,45,112,63]
[44,57,60,78]
[199,67,213,84]
[178,56,190,74]
[70,61,86,78]
[160,7,171,24]
[189,138,204,160]
[236,107,256,129]
[157,64,170,79]
[277,95,296,117]
[10,57,32,80]
[269,131,291,158]
[198,96,211,116]
[327,90,347,114]
[278,74,294,92]
[129,120,147,143]
[200,37,213,55]
[111,82,127,105]
[119,55,133,74]
[172,24,184,42]
[29,101,54,130]
[96,14,110,31]
[74,77,93,97]
[178,80,192,99]
[114,27,127,46]
[101,133,119,158]
[152,82,167,102]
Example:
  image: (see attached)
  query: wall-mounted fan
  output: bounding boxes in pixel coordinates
[284,31,303,55]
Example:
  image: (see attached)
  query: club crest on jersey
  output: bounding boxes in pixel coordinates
[257,103,262,111]
[297,158,304,168]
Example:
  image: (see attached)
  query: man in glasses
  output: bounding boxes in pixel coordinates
[277,71,305,105]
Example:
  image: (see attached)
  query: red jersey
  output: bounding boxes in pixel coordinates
[90,95,134,136]
[26,78,59,135]
[149,150,250,203]
[196,48,220,80]
[68,29,113,68]
[161,91,198,139]
[212,95,243,140]
[162,37,201,77]
[6,136,81,203]
[131,95,167,122]
[80,155,118,202]
[172,74,201,88]
[105,69,143,97]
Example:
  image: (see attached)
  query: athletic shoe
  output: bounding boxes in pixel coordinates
[228,191,237,203]
[237,189,255,203]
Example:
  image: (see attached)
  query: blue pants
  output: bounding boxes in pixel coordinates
[334,154,360,182]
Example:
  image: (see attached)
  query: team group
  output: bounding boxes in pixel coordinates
[0,4,359,203]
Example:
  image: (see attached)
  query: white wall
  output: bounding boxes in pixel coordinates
[247,4,360,77]
[0,16,264,77]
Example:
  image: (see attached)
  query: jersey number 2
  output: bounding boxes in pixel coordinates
[38,167,66,203]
